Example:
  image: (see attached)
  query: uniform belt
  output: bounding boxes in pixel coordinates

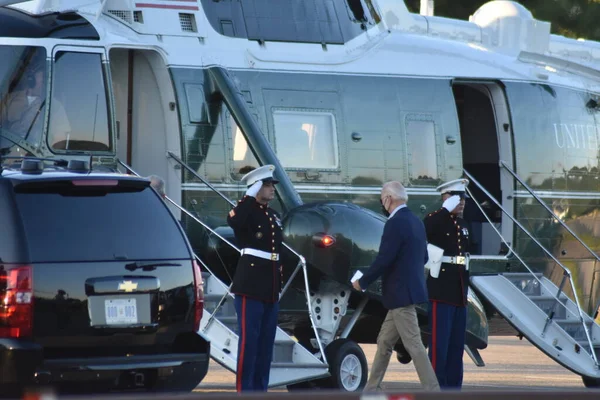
[241,248,279,261]
[441,256,468,265]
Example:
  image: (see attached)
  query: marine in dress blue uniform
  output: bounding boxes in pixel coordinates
[227,165,284,392]
[423,178,471,389]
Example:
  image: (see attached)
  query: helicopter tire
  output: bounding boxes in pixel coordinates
[582,376,600,388]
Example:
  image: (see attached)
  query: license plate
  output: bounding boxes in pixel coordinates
[105,299,138,325]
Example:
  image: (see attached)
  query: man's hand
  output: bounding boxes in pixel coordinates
[352,280,362,291]
[443,195,460,213]
[245,180,263,198]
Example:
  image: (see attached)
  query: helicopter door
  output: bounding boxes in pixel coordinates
[452,81,515,255]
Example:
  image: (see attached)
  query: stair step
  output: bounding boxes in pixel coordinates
[204,300,236,316]
[503,273,543,296]
[555,319,594,341]
[576,340,600,352]
[273,340,295,363]
[502,272,544,278]
[202,274,230,297]
[205,314,238,333]
[528,295,568,320]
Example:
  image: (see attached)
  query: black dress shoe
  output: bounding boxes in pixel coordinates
[396,350,412,364]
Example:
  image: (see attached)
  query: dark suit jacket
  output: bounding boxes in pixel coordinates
[359,207,429,310]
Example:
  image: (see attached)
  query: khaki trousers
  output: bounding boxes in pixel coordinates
[365,305,440,391]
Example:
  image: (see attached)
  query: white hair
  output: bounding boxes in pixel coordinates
[382,181,408,202]
[147,175,166,197]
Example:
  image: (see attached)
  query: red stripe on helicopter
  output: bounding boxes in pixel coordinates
[135,3,199,11]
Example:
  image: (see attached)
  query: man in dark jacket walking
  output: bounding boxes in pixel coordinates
[353,181,439,391]
[227,165,284,392]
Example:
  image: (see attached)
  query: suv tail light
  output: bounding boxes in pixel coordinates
[0,266,33,338]
[192,260,204,331]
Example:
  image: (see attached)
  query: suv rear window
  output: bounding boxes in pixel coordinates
[14,181,191,263]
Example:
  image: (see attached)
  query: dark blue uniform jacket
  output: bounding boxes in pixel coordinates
[359,207,429,310]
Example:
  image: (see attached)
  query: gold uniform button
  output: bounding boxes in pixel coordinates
[251,263,254,267]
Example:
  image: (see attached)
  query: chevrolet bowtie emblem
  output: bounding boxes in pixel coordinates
[118,280,138,292]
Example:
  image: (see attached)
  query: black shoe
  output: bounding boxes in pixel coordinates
[396,350,412,364]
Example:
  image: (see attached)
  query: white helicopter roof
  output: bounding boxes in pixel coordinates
[4,0,600,92]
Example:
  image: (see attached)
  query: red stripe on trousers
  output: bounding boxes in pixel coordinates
[432,301,437,370]
[236,296,247,392]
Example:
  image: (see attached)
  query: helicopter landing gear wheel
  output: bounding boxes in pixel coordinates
[323,339,368,391]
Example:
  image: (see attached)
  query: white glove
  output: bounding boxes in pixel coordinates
[443,195,460,213]
[245,180,263,198]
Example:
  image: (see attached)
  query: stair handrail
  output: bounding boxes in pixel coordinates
[463,169,599,368]
[117,158,328,365]
[500,160,600,265]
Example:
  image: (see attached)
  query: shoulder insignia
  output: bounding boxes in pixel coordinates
[229,209,235,217]
[427,209,442,217]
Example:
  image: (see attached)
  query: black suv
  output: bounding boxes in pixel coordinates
[0,158,209,397]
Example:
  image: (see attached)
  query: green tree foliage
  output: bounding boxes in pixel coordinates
[405,0,600,41]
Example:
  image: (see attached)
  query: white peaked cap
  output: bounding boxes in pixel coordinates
[241,165,279,187]
[436,178,469,194]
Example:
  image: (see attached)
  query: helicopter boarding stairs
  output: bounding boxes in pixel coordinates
[118,159,333,389]
[198,265,330,387]
[465,163,600,386]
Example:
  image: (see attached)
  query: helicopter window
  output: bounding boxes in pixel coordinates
[227,110,284,214]
[406,117,438,185]
[48,51,111,153]
[0,45,48,152]
[272,109,338,169]
[231,113,259,174]
[184,83,210,124]
[346,0,367,22]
